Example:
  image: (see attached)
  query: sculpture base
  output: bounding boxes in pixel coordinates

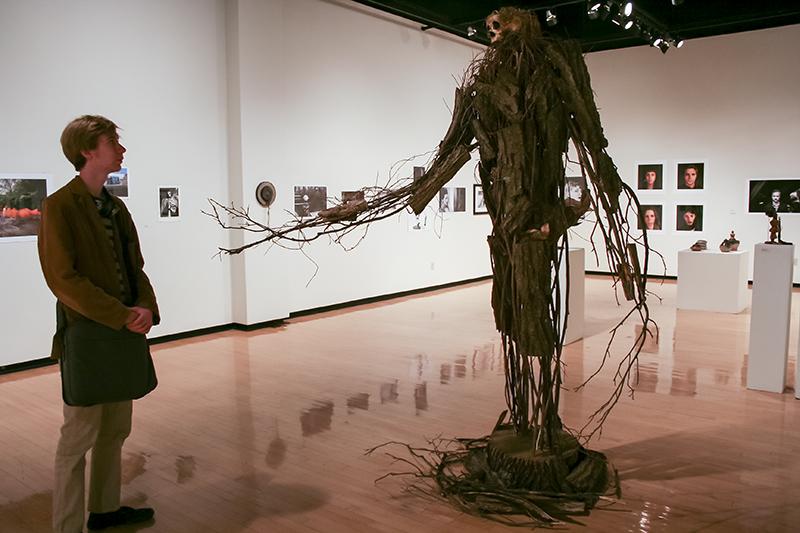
[486,424,611,498]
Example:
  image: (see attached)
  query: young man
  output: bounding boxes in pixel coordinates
[38,115,159,532]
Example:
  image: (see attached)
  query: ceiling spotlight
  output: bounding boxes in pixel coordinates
[624,18,634,30]
[587,2,602,20]
[623,1,633,17]
[652,36,663,47]
[466,26,477,37]
[671,0,684,5]
[675,37,685,48]
[545,9,558,27]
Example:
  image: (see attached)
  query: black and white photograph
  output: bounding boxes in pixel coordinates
[159,186,180,219]
[637,164,663,190]
[340,190,365,221]
[638,204,663,231]
[438,187,466,212]
[677,162,704,190]
[453,187,467,212]
[473,184,488,215]
[676,204,703,231]
[748,179,800,213]
[0,176,48,239]
[294,185,327,218]
[408,211,429,231]
[564,175,586,206]
[105,167,128,198]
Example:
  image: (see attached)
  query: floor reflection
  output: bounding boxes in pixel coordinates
[175,455,196,484]
[346,392,370,412]
[414,383,428,413]
[300,400,334,436]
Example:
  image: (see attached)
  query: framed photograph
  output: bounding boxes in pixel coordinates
[294,186,327,218]
[339,190,365,221]
[473,184,488,215]
[638,204,663,231]
[677,162,704,190]
[438,187,465,212]
[564,175,586,206]
[413,166,425,182]
[105,167,128,198]
[748,179,800,213]
[0,175,48,241]
[676,204,703,231]
[158,186,180,219]
[637,164,663,190]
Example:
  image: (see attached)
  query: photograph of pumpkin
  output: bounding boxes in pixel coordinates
[207,7,652,526]
[0,177,47,238]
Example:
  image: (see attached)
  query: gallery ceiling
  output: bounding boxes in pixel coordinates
[351,0,800,53]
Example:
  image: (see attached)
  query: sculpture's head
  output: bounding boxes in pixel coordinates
[485,8,541,44]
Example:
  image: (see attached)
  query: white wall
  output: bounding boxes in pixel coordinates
[580,24,800,279]
[228,0,491,321]
[2,0,798,368]
[0,0,232,366]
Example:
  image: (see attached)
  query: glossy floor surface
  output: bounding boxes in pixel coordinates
[1,277,799,532]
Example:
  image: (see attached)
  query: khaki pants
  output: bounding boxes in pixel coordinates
[52,401,132,533]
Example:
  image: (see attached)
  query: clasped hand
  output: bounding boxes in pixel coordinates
[126,306,153,334]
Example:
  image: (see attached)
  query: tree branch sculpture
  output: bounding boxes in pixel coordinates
[207,7,654,525]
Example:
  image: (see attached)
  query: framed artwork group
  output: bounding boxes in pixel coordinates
[635,161,705,232]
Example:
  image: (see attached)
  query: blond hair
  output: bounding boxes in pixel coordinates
[60,115,119,171]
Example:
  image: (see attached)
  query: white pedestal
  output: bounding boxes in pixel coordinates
[560,248,585,345]
[747,243,794,393]
[676,249,749,313]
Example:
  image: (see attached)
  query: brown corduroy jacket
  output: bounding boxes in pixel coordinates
[38,177,160,359]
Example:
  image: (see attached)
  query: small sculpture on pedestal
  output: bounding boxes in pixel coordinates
[719,230,740,252]
[690,239,707,251]
[765,207,791,245]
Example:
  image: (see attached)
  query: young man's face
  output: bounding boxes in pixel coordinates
[83,134,125,174]
[683,167,697,188]
[683,211,696,226]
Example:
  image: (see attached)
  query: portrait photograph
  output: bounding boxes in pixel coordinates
[294,185,327,218]
[676,204,703,231]
[748,179,800,213]
[158,186,180,219]
[637,164,663,190]
[340,190,365,221]
[638,204,662,231]
[0,176,48,239]
[105,167,128,198]
[564,175,586,206]
[473,184,488,215]
[439,187,465,212]
[677,162,704,190]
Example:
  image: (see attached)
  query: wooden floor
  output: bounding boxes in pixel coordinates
[2,276,799,532]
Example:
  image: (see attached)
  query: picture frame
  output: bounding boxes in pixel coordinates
[677,162,705,190]
[158,186,180,220]
[676,204,703,231]
[294,186,327,218]
[637,163,663,191]
[473,184,488,215]
[638,204,663,231]
[0,174,49,241]
[748,179,800,213]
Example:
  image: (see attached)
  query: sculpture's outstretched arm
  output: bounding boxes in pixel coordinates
[408,86,477,213]
[207,87,477,255]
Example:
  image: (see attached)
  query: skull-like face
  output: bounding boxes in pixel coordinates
[485,11,520,43]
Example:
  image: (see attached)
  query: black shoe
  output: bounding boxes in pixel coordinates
[87,506,155,530]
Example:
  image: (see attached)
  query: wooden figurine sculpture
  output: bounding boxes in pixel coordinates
[765,207,790,245]
[209,7,651,525]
